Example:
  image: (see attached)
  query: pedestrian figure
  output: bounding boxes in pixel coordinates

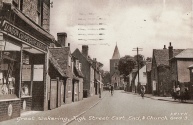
[110,85,114,96]
[141,86,145,99]
[176,85,180,96]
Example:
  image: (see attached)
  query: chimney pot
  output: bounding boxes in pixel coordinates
[82,45,89,57]
[68,43,70,47]
[169,42,171,46]
[57,32,67,47]
[163,45,166,49]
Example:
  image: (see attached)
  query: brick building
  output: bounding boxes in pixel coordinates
[72,46,95,97]
[49,33,75,104]
[170,49,193,93]
[146,62,152,94]
[151,43,183,96]
[0,0,54,121]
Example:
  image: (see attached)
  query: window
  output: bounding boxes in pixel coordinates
[67,79,71,93]
[79,63,82,71]
[0,52,20,96]
[19,0,23,11]
[71,62,74,72]
[76,60,79,69]
[74,84,78,95]
[143,72,147,77]
[36,0,42,25]
[12,0,19,8]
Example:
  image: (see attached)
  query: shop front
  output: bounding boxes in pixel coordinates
[0,14,53,122]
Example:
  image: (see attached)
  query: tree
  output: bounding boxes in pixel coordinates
[134,54,145,68]
[102,71,110,86]
[146,57,152,62]
[118,55,136,76]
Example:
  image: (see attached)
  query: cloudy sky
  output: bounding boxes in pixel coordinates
[50,0,192,71]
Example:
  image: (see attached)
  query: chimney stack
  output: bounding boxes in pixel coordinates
[82,45,88,57]
[57,32,67,47]
[168,42,173,67]
[163,45,166,49]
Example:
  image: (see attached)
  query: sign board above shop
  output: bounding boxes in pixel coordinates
[33,65,44,81]
[1,20,47,52]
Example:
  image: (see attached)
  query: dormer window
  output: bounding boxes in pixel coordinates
[79,63,82,71]
[68,56,71,66]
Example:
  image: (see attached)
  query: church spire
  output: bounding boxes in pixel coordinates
[112,43,120,59]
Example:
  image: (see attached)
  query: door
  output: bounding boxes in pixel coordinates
[50,79,57,110]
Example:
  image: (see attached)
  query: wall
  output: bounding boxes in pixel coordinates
[22,0,38,23]
[136,66,147,86]
[90,67,94,96]
[0,100,20,122]
[78,78,83,101]
[151,55,158,94]
[177,60,193,83]
[20,97,32,112]
[157,66,171,96]
[72,50,91,96]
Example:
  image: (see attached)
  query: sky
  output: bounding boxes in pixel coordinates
[50,0,193,71]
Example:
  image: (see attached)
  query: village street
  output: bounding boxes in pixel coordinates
[70,90,193,125]
[1,90,193,125]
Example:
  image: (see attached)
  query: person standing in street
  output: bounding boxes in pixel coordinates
[110,85,114,96]
[141,85,146,99]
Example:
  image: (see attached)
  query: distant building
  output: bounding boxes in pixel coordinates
[110,44,121,89]
[146,62,152,94]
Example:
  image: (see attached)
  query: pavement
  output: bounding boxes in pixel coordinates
[130,92,193,104]
[0,91,108,125]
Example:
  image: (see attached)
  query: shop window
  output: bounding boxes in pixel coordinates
[0,51,19,97]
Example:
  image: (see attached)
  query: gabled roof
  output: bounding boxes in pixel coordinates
[146,62,152,72]
[173,49,193,59]
[49,47,73,77]
[112,44,120,59]
[153,49,184,66]
[49,52,67,77]
[72,48,93,64]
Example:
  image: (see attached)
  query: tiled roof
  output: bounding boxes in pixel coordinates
[49,47,73,78]
[73,49,93,65]
[49,52,67,77]
[146,62,152,72]
[153,49,184,66]
[174,49,193,59]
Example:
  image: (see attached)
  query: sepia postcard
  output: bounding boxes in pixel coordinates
[0,0,193,125]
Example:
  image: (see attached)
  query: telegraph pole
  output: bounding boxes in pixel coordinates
[132,47,143,93]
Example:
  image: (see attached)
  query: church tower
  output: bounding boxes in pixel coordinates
[110,43,121,89]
